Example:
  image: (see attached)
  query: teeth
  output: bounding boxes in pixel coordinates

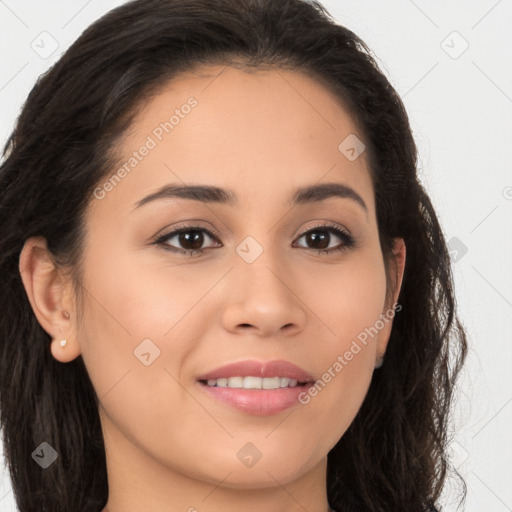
[227,377,243,388]
[262,377,280,389]
[205,376,303,389]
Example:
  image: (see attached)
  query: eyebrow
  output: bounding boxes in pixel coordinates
[132,182,367,212]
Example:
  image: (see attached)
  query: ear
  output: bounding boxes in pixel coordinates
[18,236,81,362]
[375,237,406,366]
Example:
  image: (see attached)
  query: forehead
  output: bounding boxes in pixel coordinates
[89,65,374,218]
[130,64,362,148]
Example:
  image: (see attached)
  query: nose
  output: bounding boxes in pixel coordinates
[220,250,307,338]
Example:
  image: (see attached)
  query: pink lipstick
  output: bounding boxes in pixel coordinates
[196,359,316,416]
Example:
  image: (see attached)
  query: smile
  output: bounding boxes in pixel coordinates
[202,376,304,389]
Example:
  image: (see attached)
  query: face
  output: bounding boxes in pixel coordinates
[22,65,405,505]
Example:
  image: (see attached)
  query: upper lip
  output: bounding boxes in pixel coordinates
[197,359,315,382]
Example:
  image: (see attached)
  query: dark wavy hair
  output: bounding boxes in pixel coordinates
[0,0,468,510]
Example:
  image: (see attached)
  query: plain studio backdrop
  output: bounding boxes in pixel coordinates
[0,1,511,510]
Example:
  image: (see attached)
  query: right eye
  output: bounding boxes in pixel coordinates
[154,225,222,256]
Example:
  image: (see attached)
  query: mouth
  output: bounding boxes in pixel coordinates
[198,376,312,389]
[196,359,316,416]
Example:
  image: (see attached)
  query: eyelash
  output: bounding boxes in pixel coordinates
[153,222,356,257]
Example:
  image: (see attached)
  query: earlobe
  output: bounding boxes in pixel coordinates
[18,236,81,362]
[49,335,81,362]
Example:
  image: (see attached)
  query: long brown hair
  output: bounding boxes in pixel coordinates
[0,0,467,510]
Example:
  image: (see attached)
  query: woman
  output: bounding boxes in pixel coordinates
[0,0,467,510]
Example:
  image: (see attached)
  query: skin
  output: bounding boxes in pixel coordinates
[19,65,405,512]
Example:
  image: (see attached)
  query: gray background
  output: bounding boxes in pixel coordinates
[1,0,511,510]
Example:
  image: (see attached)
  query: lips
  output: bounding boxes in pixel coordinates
[196,359,315,382]
[196,360,316,416]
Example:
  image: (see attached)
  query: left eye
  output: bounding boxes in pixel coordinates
[293,225,355,253]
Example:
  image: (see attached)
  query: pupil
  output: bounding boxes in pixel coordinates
[308,231,329,249]
[180,231,203,250]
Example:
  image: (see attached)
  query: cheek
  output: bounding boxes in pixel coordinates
[79,242,213,340]
[75,250,208,464]
[304,244,388,347]
[75,243,213,405]
[294,247,387,441]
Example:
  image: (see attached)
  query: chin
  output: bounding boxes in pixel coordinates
[200,452,318,489]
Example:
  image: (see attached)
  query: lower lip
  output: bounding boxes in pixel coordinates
[197,381,314,416]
